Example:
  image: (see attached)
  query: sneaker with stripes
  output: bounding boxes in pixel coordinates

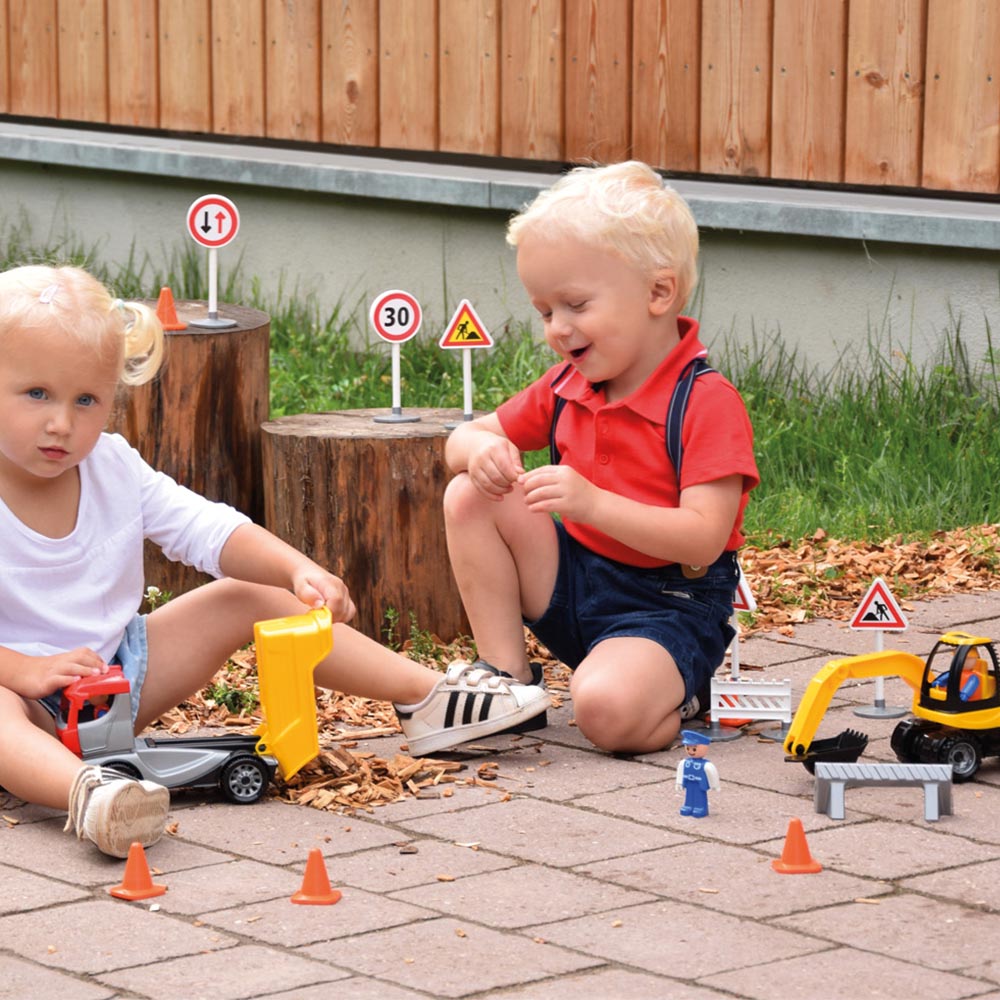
[394,661,550,757]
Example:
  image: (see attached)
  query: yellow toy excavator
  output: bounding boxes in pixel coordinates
[784,631,1000,781]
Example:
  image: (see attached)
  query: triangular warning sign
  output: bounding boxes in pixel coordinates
[733,562,756,612]
[440,299,493,350]
[850,577,908,631]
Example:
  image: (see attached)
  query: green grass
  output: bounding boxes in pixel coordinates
[6,218,1000,546]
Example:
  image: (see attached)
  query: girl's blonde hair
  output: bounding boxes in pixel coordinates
[507,160,700,308]
[0,264,164,386]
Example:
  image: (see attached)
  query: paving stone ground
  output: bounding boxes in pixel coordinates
[5,592,1000,999]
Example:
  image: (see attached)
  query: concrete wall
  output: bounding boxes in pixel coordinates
[2,125,999,377]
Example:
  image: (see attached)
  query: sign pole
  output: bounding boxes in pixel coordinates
[462,348,474,420]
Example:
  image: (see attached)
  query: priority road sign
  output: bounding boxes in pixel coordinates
[186,194,240,249]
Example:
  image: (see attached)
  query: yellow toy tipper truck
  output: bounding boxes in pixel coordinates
[56,608,332,802]
[784,631,1000,781]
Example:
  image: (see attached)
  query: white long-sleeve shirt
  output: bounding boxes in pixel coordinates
[0,432,250,662]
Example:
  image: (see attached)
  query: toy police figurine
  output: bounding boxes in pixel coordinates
[676,730,719,818]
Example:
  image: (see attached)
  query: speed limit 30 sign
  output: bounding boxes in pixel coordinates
[369,290,422,344]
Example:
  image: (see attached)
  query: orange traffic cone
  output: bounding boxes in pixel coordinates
[771,818,822,874]
[155,286,186,331]
[109,842,167,900]
[291,848,342,905]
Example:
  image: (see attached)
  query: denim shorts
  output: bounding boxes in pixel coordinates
[38,614,149,725]
[526,521,738,702]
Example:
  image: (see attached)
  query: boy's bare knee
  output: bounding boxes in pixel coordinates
[443,472,478,522]
[572,685,638,752]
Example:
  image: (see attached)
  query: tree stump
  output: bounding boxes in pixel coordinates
[107,301,270,600]
[262,409,470,645]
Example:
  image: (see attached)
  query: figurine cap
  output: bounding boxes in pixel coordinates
[681,729,711,746]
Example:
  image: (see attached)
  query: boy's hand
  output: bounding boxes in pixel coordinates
[292,569,357,624]
[468,436,525,500]
[519,464,595,520]
[23,648,109,699]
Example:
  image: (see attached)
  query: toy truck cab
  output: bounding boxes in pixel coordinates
[919,632,1000,713]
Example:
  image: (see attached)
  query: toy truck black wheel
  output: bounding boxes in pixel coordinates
[220,754,269,804]
[890,719,922,763]
[938,735,981,782]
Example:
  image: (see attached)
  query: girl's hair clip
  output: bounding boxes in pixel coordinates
[39,284,59,304]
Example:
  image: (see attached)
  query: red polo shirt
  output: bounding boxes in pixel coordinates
[496,317,759,567]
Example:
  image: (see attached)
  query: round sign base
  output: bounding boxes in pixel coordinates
[854,703,909,719]
[374,410,421,424]
[189,316,238,329]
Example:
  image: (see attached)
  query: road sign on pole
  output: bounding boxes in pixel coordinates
[185,194,239,329]
[440,300,492,422]
[370,289,423,423]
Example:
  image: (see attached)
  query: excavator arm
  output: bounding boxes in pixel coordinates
[783,649,925,761]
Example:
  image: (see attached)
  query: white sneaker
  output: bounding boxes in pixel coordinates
[64,765,170,858]
[395,662,550,756]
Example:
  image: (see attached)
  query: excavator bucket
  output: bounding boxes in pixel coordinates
[253,607,332,780]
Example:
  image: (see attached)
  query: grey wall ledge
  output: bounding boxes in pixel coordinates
[2,121,999,251]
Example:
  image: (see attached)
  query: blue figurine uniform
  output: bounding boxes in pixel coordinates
[676,729,719,818]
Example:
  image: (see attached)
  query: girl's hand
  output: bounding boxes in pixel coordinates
[468,435,525,500]
[293,569,357,624]
[24,648,109,699]
[519,464,596,521]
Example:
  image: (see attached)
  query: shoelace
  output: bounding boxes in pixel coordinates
[63,764,106,839]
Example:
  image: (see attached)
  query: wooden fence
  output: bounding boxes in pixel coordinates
[1,0,998,195]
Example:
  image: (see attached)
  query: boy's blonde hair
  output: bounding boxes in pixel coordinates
[0,264,164,385]
[507,160,699,308]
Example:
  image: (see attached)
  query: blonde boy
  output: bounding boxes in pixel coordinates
[444,161,758,754]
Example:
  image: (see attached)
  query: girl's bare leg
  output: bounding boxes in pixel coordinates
[140,578,438,731]
[0,688,89,809]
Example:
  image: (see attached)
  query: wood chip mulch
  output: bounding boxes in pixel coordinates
[156,523,1000,816]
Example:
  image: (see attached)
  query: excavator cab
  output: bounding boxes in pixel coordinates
[920,632,1000,714]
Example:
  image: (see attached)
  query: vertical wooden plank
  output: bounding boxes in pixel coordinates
[9,0,58,117]
[771,0,847,182]
[632,0,700,172]
[700,0,772,177]
[439,0,499,155]
[57,0,108,123]
[108,0,159,127]
[844,0,925,186]
[379,0,438,150]
[266,0,320,140]
[0,0,10,113]
[923,0,1000,192]
[212,0,264,136]
[564,0,630,163]
[160,0,212,131]
[500,0,563,160]
[321,0,379,146]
